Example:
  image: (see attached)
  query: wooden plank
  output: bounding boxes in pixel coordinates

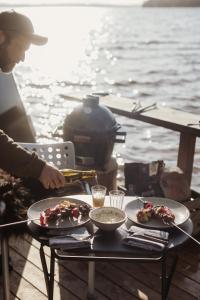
[96,261,161,300]
[0,282,18,300]
[9,237,85,299]
[172,266,200,298]
[10,235,108,300]
[112,255,199,300]
[131,248,200,300]
[8,269,47,300]
[176,259,200,283]
[25,236,138,299]
[129,106,200,136]
[9,247,79,300]
[103,96,200,136]
[2,233,200,300]
[179,243,200,269]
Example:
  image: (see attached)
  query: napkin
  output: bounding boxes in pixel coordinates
[49,227,91,250]
[122,226,169,252]
[49,236,91,250]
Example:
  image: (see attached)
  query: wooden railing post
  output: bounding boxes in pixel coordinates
[177,132,196,186]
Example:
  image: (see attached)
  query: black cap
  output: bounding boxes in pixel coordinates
[0,11,48,46]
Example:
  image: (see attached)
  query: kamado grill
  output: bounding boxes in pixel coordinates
[63,94,126,167]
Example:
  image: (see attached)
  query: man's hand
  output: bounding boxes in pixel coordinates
[39,162,65,189]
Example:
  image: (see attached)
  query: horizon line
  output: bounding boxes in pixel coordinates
[0,3,142,7]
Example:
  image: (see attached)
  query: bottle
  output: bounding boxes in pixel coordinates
[60,169,97,182]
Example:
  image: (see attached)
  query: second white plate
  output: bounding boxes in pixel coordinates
[125,197,190,229]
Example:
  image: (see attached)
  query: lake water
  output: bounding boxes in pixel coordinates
[1,5,200,191]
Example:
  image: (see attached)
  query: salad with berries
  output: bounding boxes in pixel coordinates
[136,200,175,224]
[40,199,91,226]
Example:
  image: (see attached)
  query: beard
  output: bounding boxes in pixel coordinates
[0,63,15,74]
[0,44,16,73]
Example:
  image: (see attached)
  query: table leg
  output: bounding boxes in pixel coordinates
[165,254,178,298]
[49,249,55,300]
[40,245,50,297]
[161,256,167,300]
[40,245,55,300]
[1,234,10,300]
[87,258,95,299]
[161,253,179,300]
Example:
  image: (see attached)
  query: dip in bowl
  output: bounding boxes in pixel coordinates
[89,206,126,231]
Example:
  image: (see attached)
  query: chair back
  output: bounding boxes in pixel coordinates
[19,141,75,169]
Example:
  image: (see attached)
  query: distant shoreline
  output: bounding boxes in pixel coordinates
[0,3,141,8]
[143,0,200,7]
[1,2,200,8]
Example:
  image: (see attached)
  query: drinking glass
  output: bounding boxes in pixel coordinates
[109,190,125,209]
[91,185,107,208]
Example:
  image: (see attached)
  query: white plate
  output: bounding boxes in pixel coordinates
[125,197,190,229]
[27,197,91,230]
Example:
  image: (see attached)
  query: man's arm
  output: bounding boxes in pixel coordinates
[0,130,65,189]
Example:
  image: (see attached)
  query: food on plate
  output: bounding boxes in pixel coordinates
[136,200,175,224]
[40,200,90,226]
[153,205,175,223]
[136,201,153,223]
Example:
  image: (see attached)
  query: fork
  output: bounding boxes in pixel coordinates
[163,220,200,246]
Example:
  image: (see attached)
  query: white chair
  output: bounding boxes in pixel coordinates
[19,141,92,195]
[19,141,75,169]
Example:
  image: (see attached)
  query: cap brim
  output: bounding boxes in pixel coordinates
[29,34,48,46]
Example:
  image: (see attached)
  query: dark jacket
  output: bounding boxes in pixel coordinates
[0,129,45,178]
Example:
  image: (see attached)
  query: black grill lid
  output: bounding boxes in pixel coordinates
[64,95,120,136]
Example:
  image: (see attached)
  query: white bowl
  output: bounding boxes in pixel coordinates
[89,206,126,231]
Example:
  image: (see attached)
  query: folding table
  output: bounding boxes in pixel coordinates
[28,195,193,300]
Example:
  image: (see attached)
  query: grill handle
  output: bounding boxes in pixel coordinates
[114,131,126,143]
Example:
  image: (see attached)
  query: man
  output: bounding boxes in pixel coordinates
[0,10,65,190]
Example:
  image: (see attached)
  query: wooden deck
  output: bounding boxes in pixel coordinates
[1,233,200,300]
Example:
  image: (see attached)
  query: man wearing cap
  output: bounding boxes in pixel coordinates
[0,10,65,190]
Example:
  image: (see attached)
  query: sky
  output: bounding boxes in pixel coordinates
[0,0,145,6]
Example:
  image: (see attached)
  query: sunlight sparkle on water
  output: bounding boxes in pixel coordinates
[16,7,109,84]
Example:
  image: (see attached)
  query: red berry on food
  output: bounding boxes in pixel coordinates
[144,201,153,209]
[71,207,80,218]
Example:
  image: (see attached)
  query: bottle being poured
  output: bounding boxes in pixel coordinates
[60,169,97,182]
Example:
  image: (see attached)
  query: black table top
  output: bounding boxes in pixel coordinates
[27,195,193,257]
[28,217,193,257]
